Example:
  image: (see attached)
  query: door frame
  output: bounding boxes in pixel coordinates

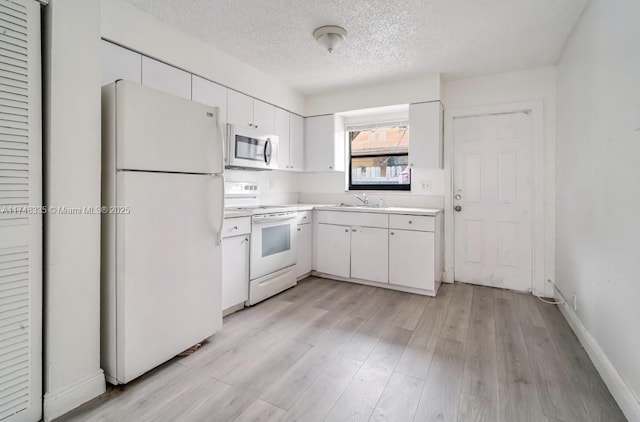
[443,101,547,296]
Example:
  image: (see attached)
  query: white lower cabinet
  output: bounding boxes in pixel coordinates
[316,223,351,278]
[389,229,435,290]
[222,217,251,312]
[296,222,312,278]
[350,226,388,283]
[313,210,442,296]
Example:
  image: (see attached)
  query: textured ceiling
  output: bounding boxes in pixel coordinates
[123,0,588,95]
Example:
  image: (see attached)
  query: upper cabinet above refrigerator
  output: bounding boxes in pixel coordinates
[107,81,224,175]
[141,57,192,100]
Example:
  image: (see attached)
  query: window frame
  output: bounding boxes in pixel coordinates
[347,124,411,192]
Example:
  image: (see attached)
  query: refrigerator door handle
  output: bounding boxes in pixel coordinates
[216,108,225,172]
[215,174,225,245]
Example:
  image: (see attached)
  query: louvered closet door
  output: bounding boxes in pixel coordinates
[0,0,42,421]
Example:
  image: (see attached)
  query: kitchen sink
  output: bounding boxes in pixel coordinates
[338,203,381,208]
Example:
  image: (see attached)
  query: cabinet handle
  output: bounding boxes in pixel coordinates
[352,228,357,232]
[297,227,301,232]
[254,124,259,129]
[243,237,249,242]
[408,220,413,224]
[344,229,349,232]
[390,232,395,235]
[232,226,238,230]
[248,123,253,127]
[329,166,333,169]
[303,216,307,219]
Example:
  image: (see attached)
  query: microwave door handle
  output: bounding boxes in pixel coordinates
[264,139,272,165]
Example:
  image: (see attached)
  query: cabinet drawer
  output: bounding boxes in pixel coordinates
[297,210,312,225]
[316,210,388,228]
[389,214,434,232]
[222,217,251,238]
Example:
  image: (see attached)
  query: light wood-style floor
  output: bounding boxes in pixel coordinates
[59,278,625,422]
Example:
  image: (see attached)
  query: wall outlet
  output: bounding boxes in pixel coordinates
[421,180,432,192]
[571,292,577,311]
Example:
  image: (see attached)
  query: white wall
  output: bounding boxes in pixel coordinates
[555,0,640,416]
[100,0,305,115]
[305,74,441,116]
[43,0,105,420]
[442,66,557,294]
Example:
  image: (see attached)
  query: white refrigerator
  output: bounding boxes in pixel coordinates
[101,80,224,384]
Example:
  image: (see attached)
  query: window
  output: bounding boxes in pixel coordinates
[348,123,410,191]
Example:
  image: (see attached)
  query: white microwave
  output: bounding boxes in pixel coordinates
[226,124,279,170]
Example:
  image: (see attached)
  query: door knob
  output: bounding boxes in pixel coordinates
[454,205,462,212]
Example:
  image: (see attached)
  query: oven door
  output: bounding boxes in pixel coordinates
[250,212,297,280]
[227,124,278,170]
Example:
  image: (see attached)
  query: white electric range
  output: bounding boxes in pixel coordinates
[225,182,298,305]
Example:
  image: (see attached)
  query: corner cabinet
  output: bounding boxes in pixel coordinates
[408,101,444,169]
[313,210,443,296]
[304,114,345,172]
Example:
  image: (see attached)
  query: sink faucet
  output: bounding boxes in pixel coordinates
[353,193,368,205]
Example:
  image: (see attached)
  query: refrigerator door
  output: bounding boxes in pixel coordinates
[114,171,223,383]
[115,80,224,174]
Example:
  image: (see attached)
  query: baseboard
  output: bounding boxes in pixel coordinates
[555,288,640,422]
[43,369,106,422]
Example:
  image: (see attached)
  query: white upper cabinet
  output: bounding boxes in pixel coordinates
[253,99,275,134]
[304,114,345,172]
[408,101,444,169]
[141,57,191,100]
[228,90,275,133]
[275,107,291,170]
[289,114,304,171]
[101,41,141,86]
[228,90,254,128]
[192,75,228,129]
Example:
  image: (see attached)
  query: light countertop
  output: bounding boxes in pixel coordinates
[225,204,443,218]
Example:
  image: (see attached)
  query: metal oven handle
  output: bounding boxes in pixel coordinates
[252,213,296,224]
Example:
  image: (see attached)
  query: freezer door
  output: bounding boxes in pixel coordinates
[114,171,223,383]
[115,80,224,174]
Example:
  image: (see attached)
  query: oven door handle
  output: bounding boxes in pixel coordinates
[252,214,296,224]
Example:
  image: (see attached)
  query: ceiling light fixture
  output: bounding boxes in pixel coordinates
[313,25,347,53]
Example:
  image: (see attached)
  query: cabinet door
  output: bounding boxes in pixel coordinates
[316,224,350,278]
[275,107,291,170]
[289,113,304,171]
[389,229,435,290]
[304,115,335,172]
[253,99,275,133]
[222,235,250,310]
[296,224,312,278]
[350,226,389,283]
[192,75,228,129]
[228,89,254,127]
[408,101,443,169]
[141,57,191,99]
[101,40,141,86]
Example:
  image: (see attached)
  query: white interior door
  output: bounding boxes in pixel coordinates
[0,0,42,420]
[453,111,533,291]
